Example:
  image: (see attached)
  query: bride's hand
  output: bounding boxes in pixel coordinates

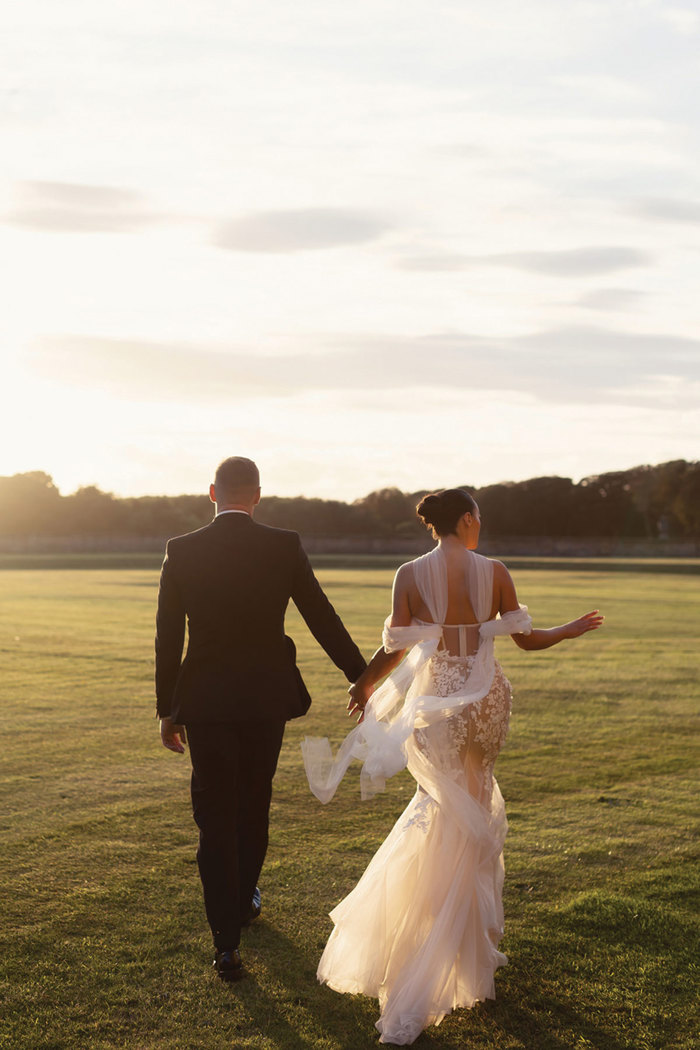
[564,610,605,638]
[347,681,374,723]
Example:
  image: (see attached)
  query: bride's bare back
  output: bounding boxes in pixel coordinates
[393,537,502,660]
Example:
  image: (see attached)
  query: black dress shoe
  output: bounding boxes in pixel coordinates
[213,948,244,982]
[241,886,262,927]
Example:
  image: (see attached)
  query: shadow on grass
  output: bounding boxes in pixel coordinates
[483,972,633,1050]
[224,915,639,1050]
[222,920,380,1050]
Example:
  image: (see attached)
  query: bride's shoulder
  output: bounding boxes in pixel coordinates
[482,555,507,574]
[484,558,515,592]
[471,551,510,581]
[393,560,415,586]
[395,547,436,580]
[487,556,509,573]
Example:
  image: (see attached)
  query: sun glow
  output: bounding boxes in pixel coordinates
[1,1,698,499]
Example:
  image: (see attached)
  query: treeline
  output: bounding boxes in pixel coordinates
[0,460,698,542]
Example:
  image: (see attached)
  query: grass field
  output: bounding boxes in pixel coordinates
[0,560,698,1049]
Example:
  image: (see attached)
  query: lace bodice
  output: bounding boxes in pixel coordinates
[414,648,512,806]
[429,648,476,694]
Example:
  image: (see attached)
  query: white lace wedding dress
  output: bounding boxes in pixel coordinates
[302,546,532,1045]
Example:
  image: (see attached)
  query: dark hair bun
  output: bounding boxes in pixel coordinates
[416,493,441,527]
[416,488,477,537]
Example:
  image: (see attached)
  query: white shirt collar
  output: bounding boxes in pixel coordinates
[216,509,251,517]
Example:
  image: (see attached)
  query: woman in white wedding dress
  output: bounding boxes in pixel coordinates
[302,489,603,1046]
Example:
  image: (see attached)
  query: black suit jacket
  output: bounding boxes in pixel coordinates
[155,513,367,723]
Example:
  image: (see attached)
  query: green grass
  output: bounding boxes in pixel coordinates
[0,564,698,1049]
[1,552,699,573]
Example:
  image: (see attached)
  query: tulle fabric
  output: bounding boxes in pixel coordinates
[303,546,532,1045]
[319,790,508,1044]
[302,547,531,803]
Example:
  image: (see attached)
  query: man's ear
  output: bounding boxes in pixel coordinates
[253,486,261,506]
[209,483,217,504]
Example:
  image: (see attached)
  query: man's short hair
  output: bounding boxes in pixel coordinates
[214,457,260,499]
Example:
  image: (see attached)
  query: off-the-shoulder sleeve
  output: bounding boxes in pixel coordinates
[382,617,443,653]
[479,605,532,639]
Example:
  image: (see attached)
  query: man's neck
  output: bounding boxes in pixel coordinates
[216,503,253,516]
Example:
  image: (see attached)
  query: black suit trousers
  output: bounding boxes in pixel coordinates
[186,719,286,950]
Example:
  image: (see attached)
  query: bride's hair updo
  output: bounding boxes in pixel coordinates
[416,488,478,539]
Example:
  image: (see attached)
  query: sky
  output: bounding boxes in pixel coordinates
[1,0,698,501]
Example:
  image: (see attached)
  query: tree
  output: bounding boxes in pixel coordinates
[352,488,415,537]
[0,472,61,535]
[0,461,696,543]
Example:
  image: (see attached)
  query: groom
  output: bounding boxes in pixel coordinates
[155,457,367,980]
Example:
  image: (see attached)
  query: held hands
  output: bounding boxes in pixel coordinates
[347,681,375,724]
[563,610,605,638]
[160,717,187,754]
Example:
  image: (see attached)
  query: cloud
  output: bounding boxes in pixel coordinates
[488,247,651,276]
[29,337,281,400]
[5,181,165,233]
[212,208,393,252]
[631,197,700,224]
[397,246,651,276]
[549,73,650,109]
[28,325,698,409]
[576,288,648,312]
[397,252,473,272]
[655,5,700,36]
[435,143,493,160]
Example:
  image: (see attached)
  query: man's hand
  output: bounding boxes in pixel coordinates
[160,717,187,754]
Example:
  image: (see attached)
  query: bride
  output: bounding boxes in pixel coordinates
[302,488,603,1045]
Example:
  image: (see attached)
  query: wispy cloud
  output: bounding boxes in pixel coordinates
[488,247,651,276]
[655,4,700,36]
[398,246,651,276]
[550,73,649,105]
[212,208,393,252]
[4,181,166,233]
[631,197,700,224]
[398,252,473,272]
[576,288,648,312]
[28,337,271,400]
[29,325,698,409]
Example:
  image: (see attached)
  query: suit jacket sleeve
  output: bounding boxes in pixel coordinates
[290,537,367,682]
[154,542,186,718]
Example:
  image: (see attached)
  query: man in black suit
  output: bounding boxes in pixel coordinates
[155,457,366,980]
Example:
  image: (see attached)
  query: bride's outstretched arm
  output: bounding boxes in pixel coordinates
[494,561,604,651]
[511,610,604,650]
